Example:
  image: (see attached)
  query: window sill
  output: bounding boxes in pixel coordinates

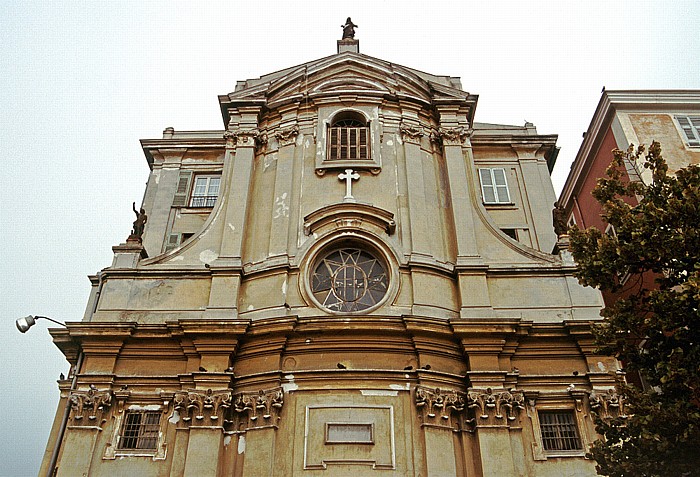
[483,202,516,209]
[544,451,586,458]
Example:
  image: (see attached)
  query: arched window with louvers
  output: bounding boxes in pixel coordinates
[327,111,370,161]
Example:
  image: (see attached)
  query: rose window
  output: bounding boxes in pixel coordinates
[311,248,388,312]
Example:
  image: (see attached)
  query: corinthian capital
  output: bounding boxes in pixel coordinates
[233,387,284,430]
[68,388,113,426]
[467,387,525,422]
[173,388,233,425]
[431,126,473,146]
[274,125,299,147]
[414,386,465,429]
[223,128,263,148]
[399,123,425,144]
[589,388,627,420]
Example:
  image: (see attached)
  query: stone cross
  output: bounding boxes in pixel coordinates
[338,169,360,201]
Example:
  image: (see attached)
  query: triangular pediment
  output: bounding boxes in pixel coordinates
[221,52,469,108]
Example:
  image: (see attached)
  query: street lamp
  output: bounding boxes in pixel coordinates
[16,315,72,477]
[15,315,66,333]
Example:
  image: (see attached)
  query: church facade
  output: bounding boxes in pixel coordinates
[43,35,619,477]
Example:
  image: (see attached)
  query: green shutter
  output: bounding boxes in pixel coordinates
[172,171,193,207]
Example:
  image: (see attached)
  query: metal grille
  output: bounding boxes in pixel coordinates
[119,411,161,450]
[539,411,582,451]
[328,127,370,160]
[190,195,218,207]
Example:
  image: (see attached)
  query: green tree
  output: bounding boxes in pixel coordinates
[569,142,700,477]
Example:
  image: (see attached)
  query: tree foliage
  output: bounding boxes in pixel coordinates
[569,142,700,477]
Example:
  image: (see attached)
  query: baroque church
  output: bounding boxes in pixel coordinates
[42,24,622,477]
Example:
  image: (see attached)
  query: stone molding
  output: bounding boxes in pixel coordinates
[233,387,284,431]
[589,388,627,420]
[173,388,233,426]
[68,388,113,427]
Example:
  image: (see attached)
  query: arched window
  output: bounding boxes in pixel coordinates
[328,111,370,161]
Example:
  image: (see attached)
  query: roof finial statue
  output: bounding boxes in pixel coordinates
[130,201,147,241]
[341,17,357,40]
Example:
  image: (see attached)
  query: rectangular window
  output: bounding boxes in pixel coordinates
[675,115,700,147]
[190,176,221,208]
[118,411,161,450]
[328,127,370,161]
[479,168,511,204]
[325,423,374,444]
[539,411,582,452]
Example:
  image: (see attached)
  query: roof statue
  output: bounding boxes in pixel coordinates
[341,17,357,39]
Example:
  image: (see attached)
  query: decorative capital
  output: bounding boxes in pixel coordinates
[173,389,233,426]
[466,387,525,423]
[274,125,299,147]
[399,123,425,144]
[232,387,284,431]
[414,386,465,429]
[223,128,263,148]
[68,388,113,427]
[431,126,473,146]
[589,388,627,420]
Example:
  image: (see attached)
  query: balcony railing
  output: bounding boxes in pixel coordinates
[189,195,218,208]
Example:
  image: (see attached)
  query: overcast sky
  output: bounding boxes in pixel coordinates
[1,1,698,475]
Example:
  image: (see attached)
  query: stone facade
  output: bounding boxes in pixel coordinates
[43,39,615,476]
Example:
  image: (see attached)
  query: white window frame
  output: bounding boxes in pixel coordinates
[189,175,221,208]
[479,167,511,204]
[675,115,700,147]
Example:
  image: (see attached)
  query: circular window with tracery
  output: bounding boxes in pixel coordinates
[311,248,389,312]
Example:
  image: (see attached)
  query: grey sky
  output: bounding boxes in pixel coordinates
[1,1,698,475]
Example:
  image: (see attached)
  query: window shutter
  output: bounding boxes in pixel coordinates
[359,128,368,159]
[164,233,181,252]
[677,116,700,146]
[492,168,510,203]
[479,168,496,203]
[329,128,339,160]
[172,171,193,207]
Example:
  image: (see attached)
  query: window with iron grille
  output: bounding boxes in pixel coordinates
[189,175,221,208]
[328,116,370,161]
[118,411,161,450]
[538,411,582,452]
[675,115,700,147]
[479,168,511,204]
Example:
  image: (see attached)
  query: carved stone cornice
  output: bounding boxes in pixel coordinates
[399,123,425,144]
[414,386,465,430]
[173,388,233,426]
[274,125,299,147]
[430,126,473,146]
[232,387,284,430]
[223,128,262,148]
[589,388,627,420]
[467,387,525,423]
[68,388,113,427]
